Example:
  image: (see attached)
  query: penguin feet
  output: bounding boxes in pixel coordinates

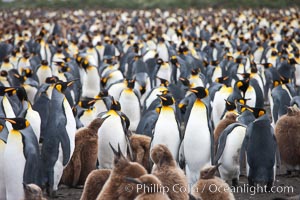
[48,188,58,198]
[232,178,239,187]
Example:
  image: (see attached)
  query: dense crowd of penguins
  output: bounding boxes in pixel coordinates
[0,7,299,200]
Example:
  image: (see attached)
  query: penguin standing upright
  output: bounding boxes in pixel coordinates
[179,87,213,186]
[36,60,52,85]
[240,109,278,190]
[214,122,247,186]
[0,120,8,200]
[150,93,181,162]
[81,63,100,98]
[3,118,39,200]
[119,79,141,132]
[97,99,130,169]
[40,80,77,197]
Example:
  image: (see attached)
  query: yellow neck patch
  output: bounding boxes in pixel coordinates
[194,99,206,108]
[107,110,118,116]
[220,85,233,93]
[161,106,174,112]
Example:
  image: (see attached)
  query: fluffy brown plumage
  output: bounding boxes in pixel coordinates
[126,174,171,200]
[275,107,300,170]
[23,183,46,200]
[129,134,152,172]
[61,117,109,187]
[96,144,147,200]
[80,169,111,200]
[151,144,189,200]
[192,164,235,200]
[214,113,237,152]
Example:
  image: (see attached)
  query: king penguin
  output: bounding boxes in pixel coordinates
[240,109,279,190]
[150,93,181,163]
[40,80,77,197]
[97,98,130,169]
[179,86,213,186]
[3,117,39,200]
[214,121,247,186]
[0,120,8,200]
[119,79,141,132]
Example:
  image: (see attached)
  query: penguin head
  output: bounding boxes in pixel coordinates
[45,76,59,84]
[157,77,169,87]
[3,118,30,130]
[200,163,221,179]
[235,79,249,94]
[0,86,16,96]
[189,87,209,99]
[41,60,49,66]
[54,80,76,93]
[225,99,236,111]
[157,93,175,106]
[247,107,266,118]
[170,55,178,65]
[16,87,28,102]
[110,97,121,111]
[126,79,135,89]
[0,70,8,78]
[215,76,229,86]
[150,144,175,167]
[97,90,109,98]
[78,98,96,109]
[179,77,191,87]
[191,68,200,75]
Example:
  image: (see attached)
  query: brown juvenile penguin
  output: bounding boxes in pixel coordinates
[61,116,110,187]
[126,174,171,200]
[80,169,111,200]
[23,183,47,200]
[129,133,152,172]
[214,113,237,152]
[96,144,147,200]
[192,164,235,200]
[275,106,300,173]
[151,144,189,200]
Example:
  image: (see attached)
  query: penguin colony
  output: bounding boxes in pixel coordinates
[0,7,299,200]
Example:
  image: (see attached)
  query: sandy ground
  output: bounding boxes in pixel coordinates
[48,170,300,200]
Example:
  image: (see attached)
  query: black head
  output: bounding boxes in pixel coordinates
[126,79,135,89]
[45,76,59,84]
[78,98,96,109]
[41,60,48,66]
[16,87,28,102]
[157,93,175,106]
[0,71,8,77]
[97,89,109,98]
[110,97,121,111]
[55,80,76,93]
[225,99,236,111]
[235,79,249,94]
[179,77,190,87]
[3,118,30,130]
[157,77,169,87]
[189,87,209,99]
[191,68,200,75]
[215,76,229,85]
[247,107,266,118]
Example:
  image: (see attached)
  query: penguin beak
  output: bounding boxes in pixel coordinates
[88,99,96,105]
[4,88,16,93]
[2,118,16,124]
[125,177,142,185]
[67,79,79,87]
[157,95,167,101]
[189,89,198,93]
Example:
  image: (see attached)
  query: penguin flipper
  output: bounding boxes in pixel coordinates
[240,125,251,170]
[22,127,40,184]
[272,130,281,169]
[59,122,71,166]
[178,140,185,169]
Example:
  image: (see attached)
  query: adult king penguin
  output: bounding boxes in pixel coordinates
[97,98,131,169]
[119,79,141,132]
[0,120,8,200]
[179,86,213,186]
[150,93,181,163]
[40,80,77,197]
[3,118,39,200]
[240,109,279,190]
